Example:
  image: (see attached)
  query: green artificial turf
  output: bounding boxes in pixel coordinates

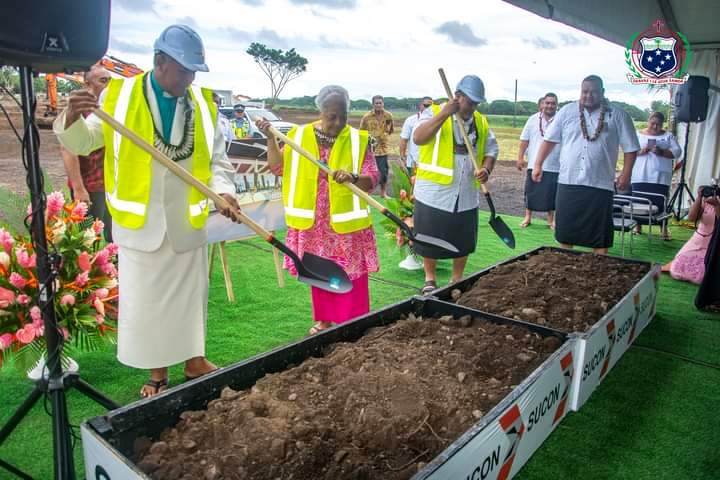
[0,209,717,479]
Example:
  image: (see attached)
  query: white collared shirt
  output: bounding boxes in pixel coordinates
[631,132,682,185]
[544,101,640,191]
[400,112,421,167]
[413,107,499,213]
[520,112,561,172]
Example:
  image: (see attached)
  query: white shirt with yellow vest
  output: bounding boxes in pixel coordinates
[413,105,499,213]
[53,73,235,369]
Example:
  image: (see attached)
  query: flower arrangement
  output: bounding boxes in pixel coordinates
[381,162,416,249]
[0,191,118,370]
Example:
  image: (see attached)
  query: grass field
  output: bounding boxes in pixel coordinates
[0,205,717,479]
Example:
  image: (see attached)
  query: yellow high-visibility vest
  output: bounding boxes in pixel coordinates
[417,104,489,185]
[101,73,217,229]
[282,123,372,233]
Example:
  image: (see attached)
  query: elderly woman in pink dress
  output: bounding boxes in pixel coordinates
[663,187,720,284]
[257,85,380,335]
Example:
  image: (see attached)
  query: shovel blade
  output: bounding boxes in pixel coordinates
[297,252,353,293]
[489,216,516,249]
[413,233,460,254]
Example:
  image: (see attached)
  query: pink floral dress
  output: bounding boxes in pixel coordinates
[271,135,380,281]
[670,202,716,284]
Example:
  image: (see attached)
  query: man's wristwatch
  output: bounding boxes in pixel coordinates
[351,173,360,184]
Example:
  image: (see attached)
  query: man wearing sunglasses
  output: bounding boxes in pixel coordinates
[400,96,433,176]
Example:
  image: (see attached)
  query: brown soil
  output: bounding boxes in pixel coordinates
[454,250,650,332]
[136,315,562,480]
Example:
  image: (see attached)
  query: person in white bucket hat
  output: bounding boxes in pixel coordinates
[54,25,240,398]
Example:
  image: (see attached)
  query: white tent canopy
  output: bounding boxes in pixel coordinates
[505,0,720,196]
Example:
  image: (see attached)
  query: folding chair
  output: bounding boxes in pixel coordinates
[612,196,638,256]
[629,190,673,241]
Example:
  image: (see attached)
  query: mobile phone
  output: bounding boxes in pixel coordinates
[647,139,656,148]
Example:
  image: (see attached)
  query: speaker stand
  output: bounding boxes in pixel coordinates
[0,66,120,480]
[668,122,696,220]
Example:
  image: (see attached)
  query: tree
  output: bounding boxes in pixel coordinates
[649,100,671,118]
[246,42,308,108]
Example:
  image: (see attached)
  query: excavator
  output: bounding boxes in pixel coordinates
[43,55,143,116]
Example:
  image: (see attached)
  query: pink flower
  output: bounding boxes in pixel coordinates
[75,271,89,288]
[16,294,30,305]
[92,219,105,235]
[46,191,65,218]
[100,263,117,277]
[0,228,13,253]
[71,201,88,220]
[30,305,42,323]
[95,288,109,300]
[60,294,76,306]
[61,328,69,340]
[95,314,105,325]
[93,298,105,316]
[93,249,110,267]
[0,251,9,269]
[15,247,36,269]
[0,333,13,349]
[77,251,91,272]
[9,272,27,290]
[399,189,408,201]
[15,325,36,344]
[105,243,119,256]
[0,286,15,308]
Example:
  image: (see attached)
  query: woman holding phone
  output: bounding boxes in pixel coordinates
[631,111,682,240]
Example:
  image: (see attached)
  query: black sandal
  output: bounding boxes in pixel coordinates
[140,378,168,398]
[421,280,437,295]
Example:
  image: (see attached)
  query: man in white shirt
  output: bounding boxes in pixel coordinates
[54,25,240,397]
[397,97,433,271]
[517,93,560,229]
[533,75,640,254]
[400,97,433,175]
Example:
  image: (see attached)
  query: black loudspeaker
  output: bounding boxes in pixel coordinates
[0,0,111,72]
[674,75,710,123]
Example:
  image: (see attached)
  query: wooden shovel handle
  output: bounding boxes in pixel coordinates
[267,126,386,213]
[93,108,273,241]
[438,68,490,195]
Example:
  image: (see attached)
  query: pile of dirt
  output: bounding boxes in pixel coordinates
[136,315,563,480]
[454,250,651,332]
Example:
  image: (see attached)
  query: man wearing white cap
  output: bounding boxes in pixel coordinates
[54,25,240,397]
[412,75,499,294]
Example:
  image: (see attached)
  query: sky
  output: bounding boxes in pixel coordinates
[107,0,670,109]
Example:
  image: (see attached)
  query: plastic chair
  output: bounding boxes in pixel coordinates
[615,193,671,243]
[613,196,638,256]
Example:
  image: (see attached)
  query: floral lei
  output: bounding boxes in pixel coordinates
[579,100,607,142]
[538,112,555,137]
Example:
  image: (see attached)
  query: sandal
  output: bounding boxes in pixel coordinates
[421,280,437,295]
[140,378,168,398]
[519,219,531,228]
[308,322,331,335]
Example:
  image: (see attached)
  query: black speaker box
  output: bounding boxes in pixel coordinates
[674,75,710,123]
[0,1,111,72]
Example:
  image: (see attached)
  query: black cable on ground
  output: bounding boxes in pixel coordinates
[631,343,720,370]
[369,275,420,292]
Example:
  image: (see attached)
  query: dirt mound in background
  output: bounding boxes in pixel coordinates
[136,316,562,480]
[456,251,650,332]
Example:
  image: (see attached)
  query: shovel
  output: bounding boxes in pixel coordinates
[93,108,353,294]
[438,68,516,249]
[266,126,460,255]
